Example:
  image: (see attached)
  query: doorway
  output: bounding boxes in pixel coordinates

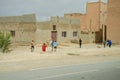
[51,31,57,41]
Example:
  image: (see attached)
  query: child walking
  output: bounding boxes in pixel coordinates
[42,43,47,52]
[31,40,35,52]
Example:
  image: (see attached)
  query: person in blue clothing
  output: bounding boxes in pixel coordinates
[108,40,112,48]
[51,41,57,52]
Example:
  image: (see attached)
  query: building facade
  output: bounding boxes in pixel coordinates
[87,1,107,43]
[107,0,120,44]
[64,13,87,32]
[0,14,80,45]
[0,14,36,45]
[64,13,94,43]
[0,1,109,45]
[64,1,107,43]
[36,16,80,44]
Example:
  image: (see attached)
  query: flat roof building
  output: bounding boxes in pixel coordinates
[107,0,120,44]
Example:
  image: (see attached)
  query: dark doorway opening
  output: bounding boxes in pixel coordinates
[51,31,57,41]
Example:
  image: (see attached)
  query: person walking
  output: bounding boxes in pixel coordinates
[79,38,82,48]
[52,41,57,52]
[108,40,112,48]
[42,43,47,52]
[31,40,35,52]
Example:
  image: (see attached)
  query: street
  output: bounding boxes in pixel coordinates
[0,60,120,80]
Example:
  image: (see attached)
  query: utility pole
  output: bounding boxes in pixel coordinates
[99,0,106,43]
[89,19,92,43]
[99,0,103,43]
[99,0,101,29]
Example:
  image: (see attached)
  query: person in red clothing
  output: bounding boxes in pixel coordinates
[42,43,47,52]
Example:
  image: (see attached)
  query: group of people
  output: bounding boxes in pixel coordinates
[79,38,112,48]
[31,40,57,53]
[31,38,82,53]
[31,38,112,53]
[41,40,57,52]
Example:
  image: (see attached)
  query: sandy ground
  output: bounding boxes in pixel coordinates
[0,43,120,73]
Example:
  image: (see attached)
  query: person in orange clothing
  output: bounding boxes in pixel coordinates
[42,43,47,52]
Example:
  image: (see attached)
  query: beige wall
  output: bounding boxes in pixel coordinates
[87,2,107,32]
[86,2,107,43]
[64,13,93,43]
[64,13,87,32]
[36,21,51,43]
[107,0,120,44]
[36,16,80,44]
[0,14,36,45]
[51,16,80,43]
[64,2,107,43]
[0,14,80,45]
[0,22,36,45]
[87,2,100,32]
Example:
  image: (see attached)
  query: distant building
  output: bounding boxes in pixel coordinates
[87,1,107,43]
[107,0,120,44]
[64,13,94,43]
[64,1,107,43]
[0,1,109,45]
[0,14,80,45]
[0,14,36,45]
[64,13,87,32]
[36,16,80,44]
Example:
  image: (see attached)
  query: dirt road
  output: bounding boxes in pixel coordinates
[0,43,120,72]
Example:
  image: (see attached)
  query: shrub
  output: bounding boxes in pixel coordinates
[0,32,11,53]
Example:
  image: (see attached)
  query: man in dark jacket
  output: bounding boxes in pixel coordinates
[79,38,82,48]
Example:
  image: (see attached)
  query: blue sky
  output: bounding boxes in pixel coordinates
[0,0,107,21]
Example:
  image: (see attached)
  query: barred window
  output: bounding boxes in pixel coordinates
[73,32,77,37]
[10,31,15,37]
[62,31,67,37]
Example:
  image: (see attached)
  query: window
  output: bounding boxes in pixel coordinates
[81,31,88,34]
[10,31,15,37]
[53,25,56,30]
[73,32,77,37]
[62,31,67,37]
